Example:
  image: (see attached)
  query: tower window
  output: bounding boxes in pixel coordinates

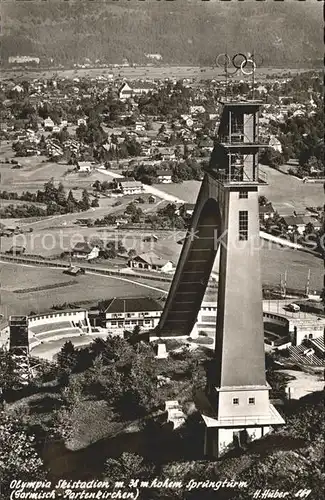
[248,397,255,405]
[239,190,248,199]
[232,398,239,405]
[239,211,248,240]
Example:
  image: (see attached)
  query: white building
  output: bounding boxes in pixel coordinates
[119,82,156,101]
[99,297,163,335]
[44,117,55,131]
[114,178,143,195]
[268,135,282,153]
[157,170,173,184]
[145,54,162,61]
[128,251,174,273]
[72,242,100,260]
[77,117,87,127]
[77,161,92,172]
[9,56,40,65]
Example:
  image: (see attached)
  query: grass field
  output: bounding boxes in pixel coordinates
[1,192,161,233]
[0,262,169,319]
[154,168,324,215]
[1,228,322,321]
[0,156,98,194]
[0,199,47,209]
[0,226,181,258]
[0,66,307,83]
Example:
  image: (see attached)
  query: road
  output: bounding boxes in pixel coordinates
[277,369,324,400]
[86,270,167,295]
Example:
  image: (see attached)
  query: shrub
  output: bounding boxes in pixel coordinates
[192,337,213,345]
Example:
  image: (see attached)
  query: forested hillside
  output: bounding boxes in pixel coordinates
[0,0,322,67]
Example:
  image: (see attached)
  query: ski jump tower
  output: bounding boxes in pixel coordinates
[155,98,284,457]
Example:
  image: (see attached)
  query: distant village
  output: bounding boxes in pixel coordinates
[0,69,323,261]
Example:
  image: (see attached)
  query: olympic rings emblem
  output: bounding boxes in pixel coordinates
[216,52,262,76]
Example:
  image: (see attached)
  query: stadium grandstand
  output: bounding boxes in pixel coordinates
[288,341,325,367]
[27,309,108,361]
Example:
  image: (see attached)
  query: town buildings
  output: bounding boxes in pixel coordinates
[280,215,322,235]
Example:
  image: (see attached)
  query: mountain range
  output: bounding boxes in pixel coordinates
[0,0,322,67]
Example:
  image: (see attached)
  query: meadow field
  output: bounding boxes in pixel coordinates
[0,225,181,258]
[0,262,169,319]
[0,66,307,83]
[0,155,99,194]
[154,167,324,215]
[0,229,322,321]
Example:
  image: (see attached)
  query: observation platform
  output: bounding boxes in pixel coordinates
[205,167,268,186]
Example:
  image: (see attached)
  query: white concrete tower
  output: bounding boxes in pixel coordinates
[156,100,284,457]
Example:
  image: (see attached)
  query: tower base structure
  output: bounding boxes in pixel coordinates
[196,387,285,458]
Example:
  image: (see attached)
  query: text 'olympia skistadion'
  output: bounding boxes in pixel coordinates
[152,52,285,458]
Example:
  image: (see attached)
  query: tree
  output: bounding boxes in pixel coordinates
[43,178,58,202]
[304,222,315,235]
[79,189,90,211]
[57,341,78,376]
[67,189,76,204]
[259,147,284,168]
[258,195,268,206]
[132,325,141,336]
[131,208,143,223]
[76,122,87,141]
[91,198,99,208]
[128,249,137,259]
[93,180,102,192]
[104,452,154,484]
[57,182,66,206]
[0,411,45,499]
[117,350,161,419]
[83,356,122,402]
[46,201,59,216]
[105,241,117,259]
[117,240,126,254]
[158,124,166,135]
[0,349,20,390]
[66,189,77,213]
[125,202,138,216]
[55,127,69,144]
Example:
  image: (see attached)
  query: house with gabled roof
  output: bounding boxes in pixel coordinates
[119,81,156,101]
[72,242,100,260]
[128,251,174,273]
[259,202,276,222]
[98,296,163,334]
[114,177,143,195]
[157,169,173,184]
